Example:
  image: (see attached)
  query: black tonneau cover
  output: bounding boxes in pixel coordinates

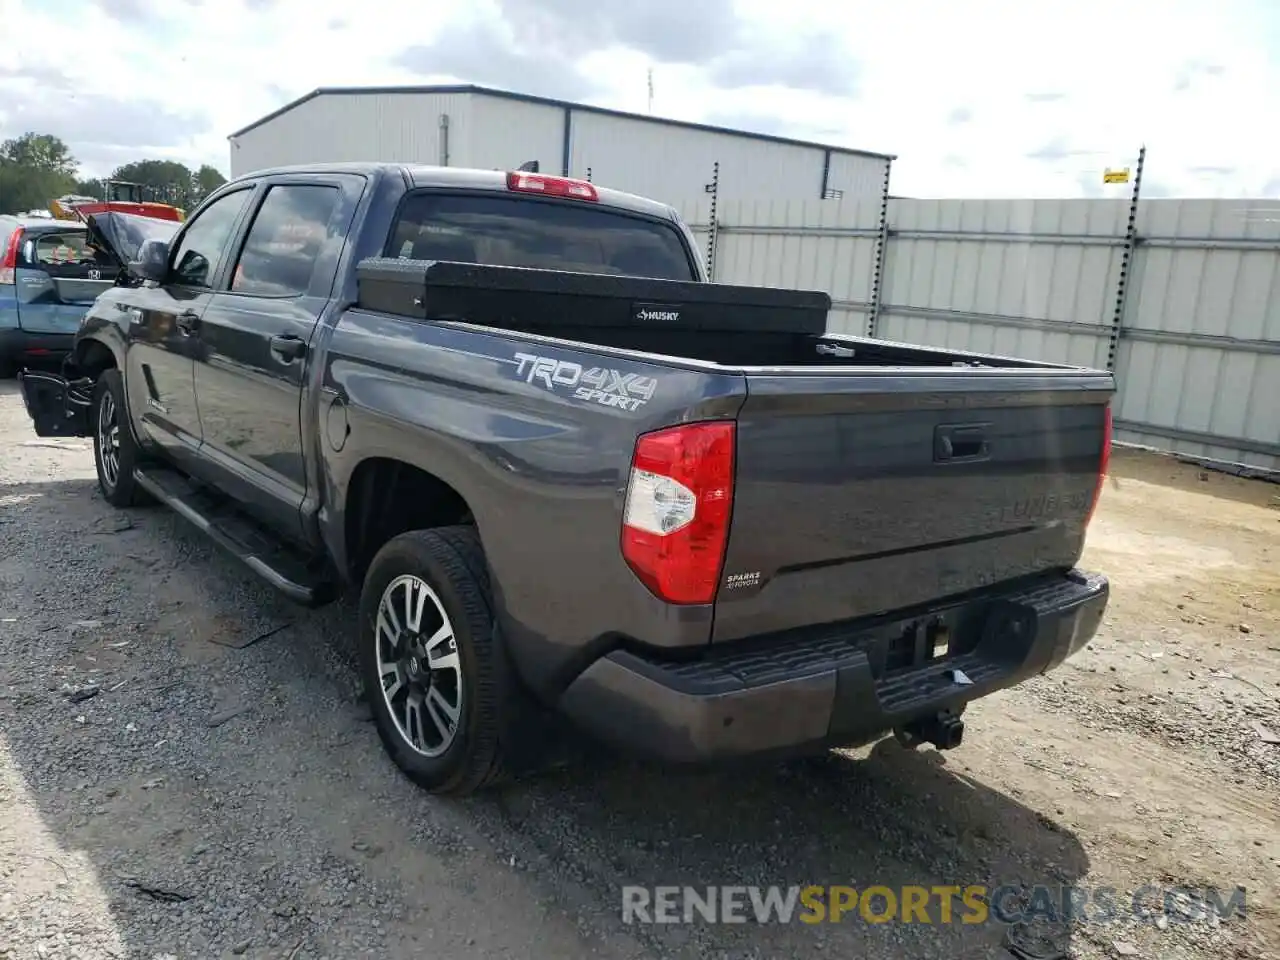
[355,258,831,335]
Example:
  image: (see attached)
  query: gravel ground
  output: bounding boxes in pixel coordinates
[1,377,1277,960]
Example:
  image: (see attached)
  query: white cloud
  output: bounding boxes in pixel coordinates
[0,0,1275,198]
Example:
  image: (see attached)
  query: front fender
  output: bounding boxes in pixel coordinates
[70,312,128,373]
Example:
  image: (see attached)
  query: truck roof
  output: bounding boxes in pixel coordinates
[231,163,683,222]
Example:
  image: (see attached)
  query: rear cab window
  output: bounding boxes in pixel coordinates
[384,192,696,281]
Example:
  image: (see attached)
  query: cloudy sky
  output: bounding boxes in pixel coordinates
[1,0,1276,198]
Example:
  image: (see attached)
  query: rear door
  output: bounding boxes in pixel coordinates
[12,226,117,334]
[192,174,362,539]
[711,369,1113,642]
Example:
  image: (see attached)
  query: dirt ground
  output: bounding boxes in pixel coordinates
[0,377,1277,960]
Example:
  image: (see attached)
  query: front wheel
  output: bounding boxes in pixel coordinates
[92,369,149,507]
[357,527,508,795]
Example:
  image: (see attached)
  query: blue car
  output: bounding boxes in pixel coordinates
[0,215,120,377]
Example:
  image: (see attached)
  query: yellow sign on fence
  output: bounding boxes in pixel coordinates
[1103,168,1131,184]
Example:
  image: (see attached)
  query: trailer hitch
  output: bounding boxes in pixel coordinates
[894,708,965,751]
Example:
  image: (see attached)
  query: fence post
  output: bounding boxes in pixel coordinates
[867,158,893,337]
[704,161,720,281]
[1107,145,1145,372]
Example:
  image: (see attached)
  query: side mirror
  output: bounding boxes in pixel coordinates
[173,250,209,287]
[129,238,170,283]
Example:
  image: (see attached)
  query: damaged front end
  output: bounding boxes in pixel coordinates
[18,211,179,440]
[19,364,94,438]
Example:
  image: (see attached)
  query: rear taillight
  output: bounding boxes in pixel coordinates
[506,171,599,202]
[1084,404,1112,529]
[621,422,735,605]
[0,227,23,285]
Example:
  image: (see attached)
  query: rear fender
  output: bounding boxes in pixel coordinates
[18,369,94,438]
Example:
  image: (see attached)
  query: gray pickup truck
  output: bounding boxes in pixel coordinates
[19,163,1113,795]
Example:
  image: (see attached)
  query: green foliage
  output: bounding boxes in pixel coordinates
[0,131,228,216]
[194,164,228,199]
[110,159,228,209]
[0,133,78,214]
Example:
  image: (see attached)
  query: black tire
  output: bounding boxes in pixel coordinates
[358,526,508,795]
[0,356,16,379]
[92,369,150,507]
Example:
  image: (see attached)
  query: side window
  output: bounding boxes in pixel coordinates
[228,185,340,298]
[169,189,252,288]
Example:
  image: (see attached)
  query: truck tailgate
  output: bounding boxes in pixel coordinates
[712,369,1113,642]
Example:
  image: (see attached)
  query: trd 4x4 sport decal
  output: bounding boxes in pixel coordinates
[513,352,657,412]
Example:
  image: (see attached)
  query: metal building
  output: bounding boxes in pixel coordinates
[227,85,894,206]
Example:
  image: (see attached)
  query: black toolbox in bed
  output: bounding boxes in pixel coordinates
[355,258,831,336]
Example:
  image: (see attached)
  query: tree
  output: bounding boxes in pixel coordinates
[0,133,78,215]
[107,159,227,209]
[193,164,227,202]
[109,159,197,207]
[0,130,229,217]
[2,133,76,176]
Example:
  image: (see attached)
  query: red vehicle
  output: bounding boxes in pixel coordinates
[48,180,185,224]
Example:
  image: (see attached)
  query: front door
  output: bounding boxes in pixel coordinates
[193,177,359,540]
[124,187,254,467]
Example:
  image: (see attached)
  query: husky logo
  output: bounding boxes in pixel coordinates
[514,352,657,411]
[633,302,682,324]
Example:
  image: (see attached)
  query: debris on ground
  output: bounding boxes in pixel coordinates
[121,879,193,903]
[64,684,100,703]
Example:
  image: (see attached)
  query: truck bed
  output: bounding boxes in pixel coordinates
[356,257,1066,371]
[353,256,1112,651]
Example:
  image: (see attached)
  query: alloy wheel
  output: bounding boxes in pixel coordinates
[374,574,464,758]
[97,389,121,491]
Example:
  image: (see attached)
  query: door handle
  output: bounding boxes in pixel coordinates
[934,423,991,462]
[175,310,201,335]
[269,334,307,362]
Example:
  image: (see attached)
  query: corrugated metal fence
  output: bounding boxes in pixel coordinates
[677,197,1280,473]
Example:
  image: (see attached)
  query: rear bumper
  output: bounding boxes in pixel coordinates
[557,569,1108,763]
[0,327,75,364]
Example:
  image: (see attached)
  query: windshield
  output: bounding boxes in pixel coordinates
[385,193,697,281]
